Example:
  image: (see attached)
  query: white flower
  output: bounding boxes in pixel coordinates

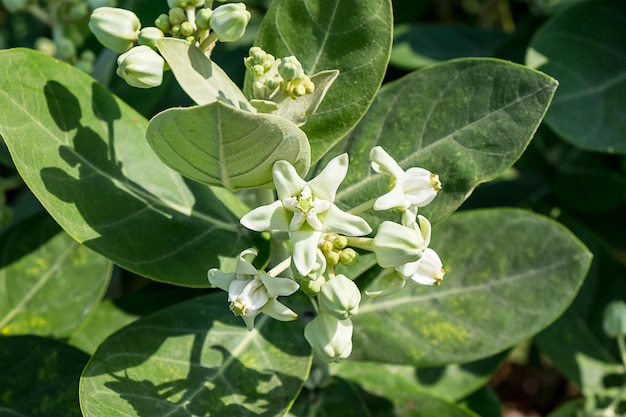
[396,248,445,286]
[370,146,441,211]
[207,249,299,330]
[240,154,372,276]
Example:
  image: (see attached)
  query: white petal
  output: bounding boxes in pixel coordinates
[373,184,410,211]
[289,211,306,231]
[417,215,432,248]
[241,200,290,232]
[273,160,307,200]
[234,248,259,276]
[365,270,407,298]
[207,269,236,292]
[307,153,349,202]
[322,205,372,236]
[260,274,300,297]
[369,146,404,179]
[407,248,444,286]
[290,230,323,275]
[304,211,324,231]
[261,298,298,322]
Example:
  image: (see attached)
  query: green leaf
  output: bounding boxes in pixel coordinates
[290,376,478,417]
[546,399,585,417]
[335,58,558,225]
[391,24,509,69]
[157,38,255,111]
[0,48,263,286]
[0,213,111,338]
[250,0,393,162]
[331,352,504,402]
[146,100,310,190]
[79,293,312,417]
[526,0,626,153]
[351,208,591,365]
[0,335,89,417]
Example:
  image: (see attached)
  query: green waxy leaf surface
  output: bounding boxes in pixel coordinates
[146,101,310,190]
[0,49,262,286]
[391,24,509,69]
[351,208,591,365]
[0,336,89,417]
[80,293,312,417]
[526,0,626,153]
[251,0,393,162]
[336,58,558,225]
[157,38,254,111]
[0,213,111,338]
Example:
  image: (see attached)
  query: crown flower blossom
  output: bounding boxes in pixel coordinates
[240,154,372,276]
[207,249,299,330]
[370,146,442,212]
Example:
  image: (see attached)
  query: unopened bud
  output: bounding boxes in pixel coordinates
[372,221,424,268]
[169,7,186,26]
[603,300,626,338]
[155,14,172,33]
[116,45,164,88]
[89,7,140,53]
[168,0,204,7]
[138,27,164,49]
[278,56,303,81]
[179,21,195,37]
[304,313,353,363]
[319,275,361,320]
[209,2,251,42]
[196,8,212,30]
[300,276,326,296]
[339,248,359,266]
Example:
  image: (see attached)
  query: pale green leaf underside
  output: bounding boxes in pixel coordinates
[147,101,311,190]
[0,213,110,339]
[157,38,255,111]
[335,58,558,226]
[80,293,312,417]
[351,208,591,365]
[251,0,393,162]
[526,0,626,153]
[0,49,261,286]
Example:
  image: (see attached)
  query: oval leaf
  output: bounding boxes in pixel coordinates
[351,208,591,365]
[80,293,312,417]
[250,0,393,162]
[335,58,558,225]
[0,336,89,417]
[0,49,262,286]
[0,213,111,338]
[157,38,254,111]
[146,101,310,190]
[526,0,626,153]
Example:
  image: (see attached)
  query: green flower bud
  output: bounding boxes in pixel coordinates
[89,7,140,53]
[155,13,172,33]
[196,8,212,30]
[372,221,424,268]
[304,313,353,363]
[69,2,90,20]
[209,2,251,42]
[57,37,76,60]
[603,300,626,338]
[168,0,204,8]
[179,21,195,37]
[278,56,303,81]
[138,27,164,49]
[2,0,28,13]
[35,37,57,56]
[326,251,340,266]
[116,45,164,88]
[87,0,117,10]
[319,274,361,320]
[300,275,326,296]
[339,248,359,266]
[333,235,348,250]
[169,7,186,26]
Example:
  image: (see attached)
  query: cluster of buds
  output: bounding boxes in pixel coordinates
[244,47,315,112]
[88,0,251,88]
[209,146,445,363]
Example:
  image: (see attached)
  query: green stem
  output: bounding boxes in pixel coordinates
[345,236,373,252]
[497,0,515,33]
[0,175,23,192]
[27,3,52,25]
[185,7,196,28]
[198,31,219,54]
[347,198,375,215]
[267,256,292,277]
[618,336,626,368]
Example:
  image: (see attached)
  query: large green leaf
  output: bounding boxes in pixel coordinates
[335,58,558,225]
[80,293,312,417]
[250,0,393,162]
[526,0,626,153]
[146,101,310,190]
[0,213,110,338]
[391,24,509,69]
[289,376,478,417]
[0,48,262,286]
[0,336,89,417]
[351,208,591,365]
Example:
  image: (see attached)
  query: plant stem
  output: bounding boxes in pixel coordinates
[199,31,219,54]
[345,236,373,252]
[267,256,291,277]
[347,198,375,215]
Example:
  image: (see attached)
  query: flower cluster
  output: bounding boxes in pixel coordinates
[88,1,251,88]
[209,146,445,363]
[244,47,316,113]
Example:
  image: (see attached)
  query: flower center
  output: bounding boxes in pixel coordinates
[230,299,248,316]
